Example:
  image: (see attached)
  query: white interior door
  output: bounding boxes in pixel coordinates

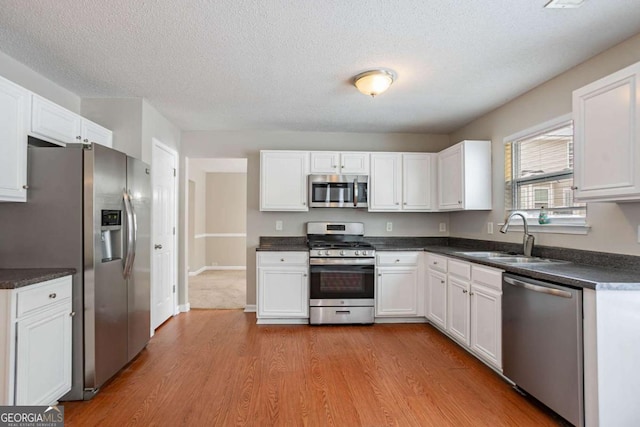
[152,140,177,330]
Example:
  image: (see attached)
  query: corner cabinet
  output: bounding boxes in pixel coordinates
[572,60,640,202]
[0,276,73,405]
[260,151,310,211]
[256,252,309,324]
[0,76,30,202]
[375,252,423,319]
[437,140,492,211]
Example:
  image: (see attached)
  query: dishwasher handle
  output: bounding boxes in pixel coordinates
[504,276,573,298]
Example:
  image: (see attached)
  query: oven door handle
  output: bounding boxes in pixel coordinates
[309,258,375,266]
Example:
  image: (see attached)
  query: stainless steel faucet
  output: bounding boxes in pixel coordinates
[500,212,535,257]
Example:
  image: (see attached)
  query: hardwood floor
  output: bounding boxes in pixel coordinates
[62,311,563,426]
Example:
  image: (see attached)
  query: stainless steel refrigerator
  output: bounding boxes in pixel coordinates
[0,142,151,400]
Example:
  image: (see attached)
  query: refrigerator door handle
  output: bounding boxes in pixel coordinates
[123,190,136,279]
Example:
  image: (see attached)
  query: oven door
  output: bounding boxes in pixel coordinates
[309,259,374,303]
[308,175,368,208]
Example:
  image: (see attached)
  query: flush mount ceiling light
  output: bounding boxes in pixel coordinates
[353,69,396,97]
[544,0,585,8]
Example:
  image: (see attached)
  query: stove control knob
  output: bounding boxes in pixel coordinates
[362,251,368,256]
[355,250,360,255]
[325,250,331,256]
[340,250,346,256]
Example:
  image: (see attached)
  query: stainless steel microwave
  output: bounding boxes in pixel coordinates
[308,175,368,208]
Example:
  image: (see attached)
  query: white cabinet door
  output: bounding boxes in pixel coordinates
[470,283,502,369]
[82,119,113,148]
[31,95,82,146]
[437,140,491,211]
[573,60,640,202]
[15,303,72,405]
[438,144,464,210]
[0,77,29,202]
[260,151,310,211]
[310,152,340,174]
[257,267,309,318]
[340,152,369,174]
[403,153,435,211]
[447,276,471,346]
[427,269,447,329]
[375,267,418,317]
[369,153,402,211]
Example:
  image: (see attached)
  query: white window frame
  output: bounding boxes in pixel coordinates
[503,114,589,235]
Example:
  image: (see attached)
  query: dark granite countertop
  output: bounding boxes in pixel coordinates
[0,268,76,290]
[257,235,640,291]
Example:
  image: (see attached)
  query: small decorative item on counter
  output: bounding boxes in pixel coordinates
[538,206,549,224]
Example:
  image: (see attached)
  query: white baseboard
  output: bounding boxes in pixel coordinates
[189,266,246,276]
[244,304,256,313]
[374,317,428,324]
[178,303,191,312]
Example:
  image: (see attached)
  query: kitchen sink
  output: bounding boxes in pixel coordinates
[487,256,567,264]
[455,251,511,257]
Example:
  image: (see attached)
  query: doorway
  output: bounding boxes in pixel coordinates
[187,158,248,309]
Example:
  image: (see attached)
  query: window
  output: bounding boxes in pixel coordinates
[504,115,586,227]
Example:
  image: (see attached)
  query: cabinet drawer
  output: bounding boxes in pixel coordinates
[257,251,309,266]
[472,265,503,291]
[17,276,72,318]
[448,259,471,280]
[377,252,419,266]
[427,254,447,272]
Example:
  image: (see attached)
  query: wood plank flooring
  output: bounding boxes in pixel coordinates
[61,310,564,426]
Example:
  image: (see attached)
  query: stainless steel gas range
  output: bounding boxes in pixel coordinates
[307,222,375,325]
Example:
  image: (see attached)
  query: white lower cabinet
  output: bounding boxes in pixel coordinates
[0,276,73,405]
[425,252,503,371]
[375,252,423,319]
[256,252,309,324]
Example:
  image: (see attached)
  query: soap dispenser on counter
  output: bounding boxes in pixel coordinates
[538,206,549,224]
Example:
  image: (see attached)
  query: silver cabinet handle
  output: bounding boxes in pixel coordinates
[70,311,76,317]
[76,135,82,140]
[303,273,307,277]
[22,184,29,189]
[469,292,474,296]
[83,138,89,143]
[458,200,462,204]
[433,261,438,265]
[280,258,285,262]
[462,289,468,294]
[440,280,445,284]
[378,274,382,277]
[571,186,578,190]
[395,259,400,263]
[395,202,399,205]
[154,244,163,250]
[49,293,57,299]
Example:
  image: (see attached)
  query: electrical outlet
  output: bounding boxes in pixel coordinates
[275,220,283,231]
[386,222,393,232]
[439,222,446,232]
[487,222,494,234]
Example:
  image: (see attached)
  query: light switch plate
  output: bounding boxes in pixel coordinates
[275,220,283,231]
[439,222,446,232]
[487,222,494,234]
[386,222,393,232]
[637,225,640,243]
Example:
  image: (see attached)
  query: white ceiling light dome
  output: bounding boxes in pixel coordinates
[353,69,397,97]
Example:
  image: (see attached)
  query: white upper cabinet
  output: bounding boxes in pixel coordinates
[82,119,113,148]
[369,153,402,211]
[369,152,436,212]
[31,95,113,147]
[309,151,369,174]
[31,95,82,145]
[260,150,310,211]
[438,140,492,211]
[0,76,30,202]
[403,153,436,211]
[573,60,640,202]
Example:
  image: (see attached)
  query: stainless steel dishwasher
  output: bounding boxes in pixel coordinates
[502,274,583,427]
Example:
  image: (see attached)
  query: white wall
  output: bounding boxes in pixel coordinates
[180,131,451,306]
[449,32,640,256]
[0,50,79,113]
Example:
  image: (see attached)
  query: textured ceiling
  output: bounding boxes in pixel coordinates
[0,1,639,133]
